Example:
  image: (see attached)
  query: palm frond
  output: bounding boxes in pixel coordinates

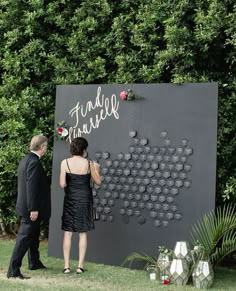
[191,209,217,255]
[122,252,157,269]
[191,203,236,267]
[211,229,236,266]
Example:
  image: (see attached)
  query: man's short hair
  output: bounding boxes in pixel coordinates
[30,135,48,151]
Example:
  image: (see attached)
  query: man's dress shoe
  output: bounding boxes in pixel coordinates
[8,274,31,279]
[29,264,47,270]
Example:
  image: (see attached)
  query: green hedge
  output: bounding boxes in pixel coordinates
[0,0,235,228]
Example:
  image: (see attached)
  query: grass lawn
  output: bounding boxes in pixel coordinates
[0,238,235,291]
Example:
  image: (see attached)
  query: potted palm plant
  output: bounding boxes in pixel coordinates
[191,203,236,267]
[190,203,236,289]
[122,252,159,281]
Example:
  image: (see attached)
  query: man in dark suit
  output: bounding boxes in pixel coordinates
[7,135,51,279]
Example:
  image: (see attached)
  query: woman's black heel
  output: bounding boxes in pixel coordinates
[63,268,71,274]
[76,267,84,274]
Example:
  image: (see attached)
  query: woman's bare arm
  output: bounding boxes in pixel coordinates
[90,161,101,186]
[59,160,67,188]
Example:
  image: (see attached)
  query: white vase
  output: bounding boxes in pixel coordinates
[174,241,192,265]
[170,258,189,285]
[192,260,214,289]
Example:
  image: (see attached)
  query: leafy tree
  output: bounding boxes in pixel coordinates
[0,0,235,229]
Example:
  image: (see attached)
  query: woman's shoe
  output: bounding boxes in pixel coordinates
[63,268,71,274]
[76,267,84,274]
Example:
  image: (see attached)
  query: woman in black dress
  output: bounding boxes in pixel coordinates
[59,137,101,274]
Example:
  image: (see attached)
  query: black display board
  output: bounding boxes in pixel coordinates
[48,83,218,266]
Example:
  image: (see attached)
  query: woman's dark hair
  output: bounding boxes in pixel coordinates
[70,137,88,156]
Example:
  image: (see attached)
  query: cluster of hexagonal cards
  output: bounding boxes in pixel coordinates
[92,130,193,228]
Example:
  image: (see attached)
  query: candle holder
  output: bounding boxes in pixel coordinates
[147,265,160,281]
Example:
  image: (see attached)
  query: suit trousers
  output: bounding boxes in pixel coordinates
[7,217,41,277]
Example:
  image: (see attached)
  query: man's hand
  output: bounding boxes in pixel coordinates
[30,211,39,221]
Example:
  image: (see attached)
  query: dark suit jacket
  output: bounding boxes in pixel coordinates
[16,152,51,220]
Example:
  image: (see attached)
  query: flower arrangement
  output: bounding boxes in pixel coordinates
[191,241,208,262]
[55,121,69,140]
[158,246,173,256]
[119,89,144,101]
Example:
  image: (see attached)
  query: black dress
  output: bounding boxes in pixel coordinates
[61,159,94,232]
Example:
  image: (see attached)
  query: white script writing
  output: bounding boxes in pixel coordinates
[68,86,119,141]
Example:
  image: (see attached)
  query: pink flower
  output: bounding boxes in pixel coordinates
[120,91,128,100]
[57,127,63,134]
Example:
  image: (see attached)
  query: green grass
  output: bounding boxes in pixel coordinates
[0,239,236,291]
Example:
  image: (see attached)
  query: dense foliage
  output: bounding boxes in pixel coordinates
[0,0,235,229]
